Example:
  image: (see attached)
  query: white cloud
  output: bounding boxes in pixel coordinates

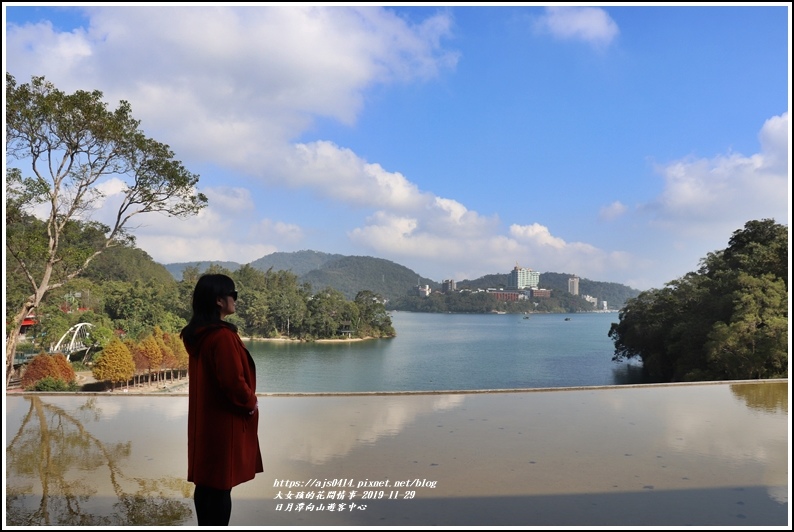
[5,20,93,81]
[284,141,431,211]
[533,7,619,48]
[267,394,465,465]
[127,187,299,264]
[599,201,627,221]
[647,111,789,238]
[510,223,568,250]
[506,223,637,278]
[6,6,459,176]
[204,186,255,213]
[133,233,276,265]
[347,211,639,285]
[6,5,461,267]
[757,111,789,173]
[6,6,784,291]
[95,178,126,197]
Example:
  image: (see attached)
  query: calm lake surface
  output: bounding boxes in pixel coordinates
[248,311,643,393]
[6,382,788,526]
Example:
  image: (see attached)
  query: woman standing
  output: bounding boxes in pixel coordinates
[181,273,263,526]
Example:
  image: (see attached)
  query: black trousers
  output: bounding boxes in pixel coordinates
[194,484,232,526]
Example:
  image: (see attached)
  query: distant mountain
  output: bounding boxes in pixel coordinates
[300,255,437,301]
[249,250,345,276]
[163,252,434,302]
[84,246,176,285]
[537,272,640,309]
[164,250,343,280]
[162,250,640,308]
[163,260,242,280]
[455,273,510,290]
[452,271,641,309]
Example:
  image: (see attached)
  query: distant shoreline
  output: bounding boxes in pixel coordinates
[240,336,375,343]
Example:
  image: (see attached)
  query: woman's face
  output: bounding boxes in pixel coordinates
[216,290,237,319]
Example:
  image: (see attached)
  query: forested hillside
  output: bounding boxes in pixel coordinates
[165,260,242,280]
[162,251,640,307]
[300,255,438,301]
[163,250,344,280]
[452,271,640,309]
[455,273,510,290]
[539,273,641,310]
[85,247,176,285]
[249,250,345,276]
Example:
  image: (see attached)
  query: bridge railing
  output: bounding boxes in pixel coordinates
[13,352,39,367]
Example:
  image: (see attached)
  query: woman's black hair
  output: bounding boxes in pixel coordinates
[180,273,238,349]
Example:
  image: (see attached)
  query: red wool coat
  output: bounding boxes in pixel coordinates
[185,323,263,490]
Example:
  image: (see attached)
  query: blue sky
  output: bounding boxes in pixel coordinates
[3,4,790,290]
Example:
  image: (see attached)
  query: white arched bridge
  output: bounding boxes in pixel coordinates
[13,322,95,366]
[52,322,94,360]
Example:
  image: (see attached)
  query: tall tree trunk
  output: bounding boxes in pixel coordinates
[6,299,38,387]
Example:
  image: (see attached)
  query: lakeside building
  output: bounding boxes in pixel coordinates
[486,288,520,301]
[530,288,551,299]
[441,279,456,293]
[508,265,539,290]
[568,276,579,295]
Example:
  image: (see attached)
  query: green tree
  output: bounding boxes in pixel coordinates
[609,219,788,383]
[232,265,271,336]
[5,73,207,386]
[304,287,349,338]
[713,219,788,286]
[705,274,788,379]
[354,290,394,337]
[265,269,309,337]
[85,324,114,362]
[92,337,135,390]
[103,279,184,338]
[25,302,72,354]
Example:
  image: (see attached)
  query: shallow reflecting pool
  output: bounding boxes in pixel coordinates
[4,380,789,527]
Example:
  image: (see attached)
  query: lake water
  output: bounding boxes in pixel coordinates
[248,311,644,393]
[7,383,788,526]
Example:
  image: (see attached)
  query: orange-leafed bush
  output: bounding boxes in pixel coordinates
[21,353,76,389]
[92,337,135,390]
[51,353,77,382]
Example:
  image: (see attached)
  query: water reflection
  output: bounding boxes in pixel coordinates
[4,381,789,527]
[730,380,789,413]
[610,361,645,385]
[5,396,192,526]
[266,394,465,464]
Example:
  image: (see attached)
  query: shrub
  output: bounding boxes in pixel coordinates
[51,353,77,382]
[28,376,79,392]
[71,360,90,372]
[21,353,78,390]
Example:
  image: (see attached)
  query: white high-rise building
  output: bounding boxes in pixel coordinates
[568,276,579,295]
[508,265,539,289]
